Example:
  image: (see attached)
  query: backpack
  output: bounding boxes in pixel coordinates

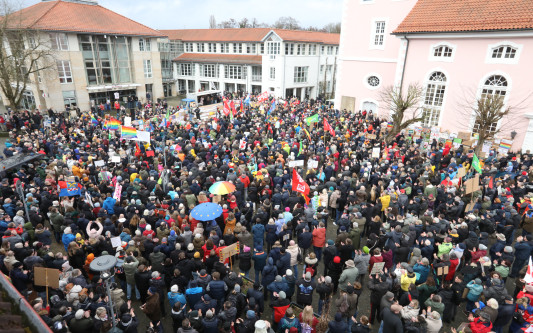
[305,265,315,276]
[339,294,349,314]
[301,322,313,333]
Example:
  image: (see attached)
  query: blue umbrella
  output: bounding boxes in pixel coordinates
[190,202,222,221]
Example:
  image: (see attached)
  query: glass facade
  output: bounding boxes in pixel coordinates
[79,35,133,85]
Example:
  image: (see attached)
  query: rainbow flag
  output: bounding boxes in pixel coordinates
[387,122,393,129]
[120,126,137,140]
[91,115,98,126]
[499,142,512,150]
[303,128,311,141]
[107,118,121,131]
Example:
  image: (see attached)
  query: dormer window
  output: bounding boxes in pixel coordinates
[492,45,516,59]
[433,45,452,58]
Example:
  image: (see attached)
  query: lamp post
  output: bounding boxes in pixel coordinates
[90,255,118,328]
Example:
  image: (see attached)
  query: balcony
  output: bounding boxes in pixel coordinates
[252,75,262,82]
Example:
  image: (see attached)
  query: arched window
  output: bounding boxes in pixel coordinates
[473,75,508,134]
[433,45,453,58]
[422,72,447,127]
[491,45,516,59]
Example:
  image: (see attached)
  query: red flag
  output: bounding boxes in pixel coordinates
[230,100,237,116]
[146,150,155,157]
[488,176,494,189]
[223,98,230,116]
[324,118,335,136]
[291,169,310,195]
[135,143,141,158]
[240,100,244,113]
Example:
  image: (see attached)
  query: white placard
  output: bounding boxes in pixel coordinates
[288,160,304,168]
[136,130,151,143]
[124,117,131,127]
[307,160,318,169]
[372,147,381,158]
[94,160,105,167]
[482,141,492,154]
[111,236,122,248]
[111,156,121,163]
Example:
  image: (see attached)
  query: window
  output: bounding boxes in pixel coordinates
[200,64,217,78]
[270,67,276,80]
[422,72,447,127]
[267,42,280,55]
[208,43,215,53]
[63,91,77,107]
[246,43,256,54]
[320,65,324,73]
[492,45,516,59]
[309,44,316,55]
[434,45,453,58]
[473,75,508,134]
[294,66,308,83]
[57,60,72,83]
[260,43,264,54]
[185,43,193,52]
[179,63,193,76]
[235,43,242,53]
[367,76,380,87]
[285,43,294,55]
[327,65,333,74]
[50,33,68,50]
[139,38,151,51]
[143,59,152,78]
[297,44,303,55]
[225,65,243,79]
[197,43,205,53]
[221,43,229,53]
[252,66,262,81]
[372,21,386,47]
[321,46,325,55]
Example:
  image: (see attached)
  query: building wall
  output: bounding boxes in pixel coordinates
[334,0,417,112]
[401,35,533,151]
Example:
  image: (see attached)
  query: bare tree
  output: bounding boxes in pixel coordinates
[0,1,55,109]
[209,15,216,29]
[322,22,341,33]
[458,92,525,154]
[238,18,250,28]
[379,83,424,143]
[273,16,300,30]
[217,18,238,29]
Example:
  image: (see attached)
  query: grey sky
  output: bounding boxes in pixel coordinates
[25,0,343,30]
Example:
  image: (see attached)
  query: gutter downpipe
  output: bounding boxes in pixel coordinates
[399,34,410,92]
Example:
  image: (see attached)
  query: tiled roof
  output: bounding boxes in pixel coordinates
[394,0,533,34]
[8,0,164,37]
[174,53,263,65]
[161,28,340,44]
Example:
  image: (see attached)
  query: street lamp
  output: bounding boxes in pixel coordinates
[89,255,118,328]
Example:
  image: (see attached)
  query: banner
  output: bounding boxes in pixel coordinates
[113,184,122,200]
[291,168,310,195]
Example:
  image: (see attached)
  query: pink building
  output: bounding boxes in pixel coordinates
[335,0,533,151]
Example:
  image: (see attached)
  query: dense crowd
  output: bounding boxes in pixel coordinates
[0,92,532,333]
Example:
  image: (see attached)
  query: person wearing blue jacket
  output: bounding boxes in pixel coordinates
[466,278,484,312]
[61,227,76,252]
[252,246,267,282]
[206,271,228,310]
[185,280,203,309]
[261,257,278,301]
[167,284,186,309]
[251,222,265,248]
[412,258,430,284]
[510,235,532,278]
[102,195,116,215]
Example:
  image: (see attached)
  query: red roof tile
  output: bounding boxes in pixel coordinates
[161,28,339,44]
[394,0,533,34]
[174,53,263,65]
[9,0,164,37]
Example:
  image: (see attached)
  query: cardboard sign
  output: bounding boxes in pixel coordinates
[366,134,376,140]
[372,147,381,158]
[34,267,60,289]
[457,168,466,178]
[307,160,318,169]
[457,132,471,140]
[288,160,304,168]
[370,262,385,275]
[436,266,449,276]
[94,160,105,167]
[219,241,240,262]
[111,236,122,248]
[465,174,481,194]
[111,156,121,163]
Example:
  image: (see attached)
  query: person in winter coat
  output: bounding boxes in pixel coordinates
[278,308,300,332]
[381,305,403,333]
[353,248,370,284]
[312,222,326,261]
[493,295,514,332]
[483,277,508,303]
[413,258,430,284]
[425,311,443,333]
[296,272,316,306]
[261,257,277,300]
[328,312,348,333]
[251,223,265,248]
[368,248,383,273]
[417,276,438,309]
[142,287,161,327]
[86,220,103,239]
[238,245,252,277]
[466,278,484,312]
[252,246,267,283]
[267,275,289,296]
[61,227,76,252]
[270,290,291,324]
[201,310,219,333]
[368,275,389,324]
[400,299,420,321]
[206,271,228,307]
[339,260,359,292]
[123,255,140,300]
[424,294,445,318]
[286,240,300,275]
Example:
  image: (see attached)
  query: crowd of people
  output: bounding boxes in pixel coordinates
[0,92,532,333]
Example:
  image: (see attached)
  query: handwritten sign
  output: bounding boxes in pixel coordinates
[113,184,122,200]
[219,241,240,263]
[111,236,122,248]
[372,147,381,158]
[307,160,318,169]
[289,160,304,168]
[111,156,121,163]
[370,262,385,275]
[94,160,105,167]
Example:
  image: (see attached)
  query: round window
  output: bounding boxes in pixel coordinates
[367,76,380,87]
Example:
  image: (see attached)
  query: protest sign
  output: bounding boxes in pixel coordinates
[307,160,318,169]
[219,242,240,263]
[111,236,122,248]
[370,262,385,275]
[113,184,122,200]
[34,267,60,289]
[94,160,105,167]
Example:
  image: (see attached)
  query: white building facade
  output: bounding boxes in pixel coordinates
[161,28,339,100]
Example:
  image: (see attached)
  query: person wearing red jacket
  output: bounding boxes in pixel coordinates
[467,312,493,333]
[312,222,326,261]
[368,248,384,273]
